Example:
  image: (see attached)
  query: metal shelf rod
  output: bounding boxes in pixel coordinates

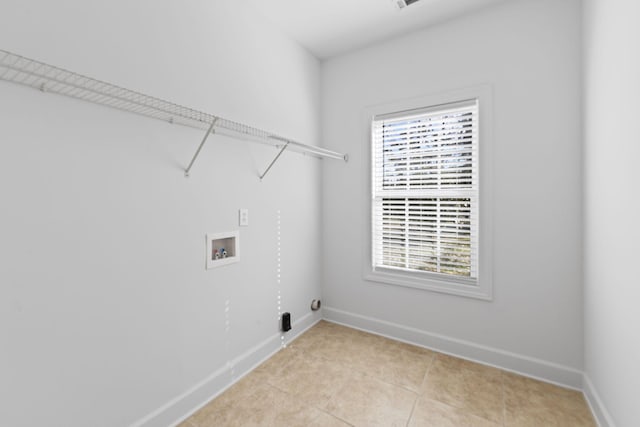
[0,49,349,177]
[184,118,218,177]
[259,142,290,181]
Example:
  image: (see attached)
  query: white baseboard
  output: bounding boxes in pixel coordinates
[131,311,320,427]
[583,374,615,427]
[323,306,584,390]
[133,307,610,427]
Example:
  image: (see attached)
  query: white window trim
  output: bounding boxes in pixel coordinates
[362,86,493,300]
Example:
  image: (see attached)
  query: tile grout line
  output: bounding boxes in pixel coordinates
[183,322,594,426]
[296,339,436,395]
[318,356,362,426]
[316,407,355,427]
[405,351,435,427]
[501,370,507,427]
[269,342,356,427]
[416,352,507,425]
[405,395,419,427]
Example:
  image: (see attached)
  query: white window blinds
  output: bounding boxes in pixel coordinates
[372,99,479,282]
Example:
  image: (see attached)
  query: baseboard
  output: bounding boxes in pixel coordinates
[132,307,608,427]
[323,306,583,390]
[583,374,615,427]
[131,311,320,427]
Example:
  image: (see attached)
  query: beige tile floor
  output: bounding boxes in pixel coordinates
[180,321,596,427]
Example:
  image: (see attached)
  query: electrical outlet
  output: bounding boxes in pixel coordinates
[239,208,249,226]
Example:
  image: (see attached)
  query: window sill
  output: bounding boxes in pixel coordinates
[364,268,492,301]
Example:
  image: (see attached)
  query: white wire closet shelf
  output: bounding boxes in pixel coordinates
[0,49,348,179]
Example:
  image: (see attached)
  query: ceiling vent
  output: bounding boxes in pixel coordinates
[395,0,421,9]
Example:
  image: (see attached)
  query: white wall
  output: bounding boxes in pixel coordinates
[583,0,640,425]
[0,1,323,426]
[321,0,584,381]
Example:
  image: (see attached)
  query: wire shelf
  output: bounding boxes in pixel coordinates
[0,49,348,166]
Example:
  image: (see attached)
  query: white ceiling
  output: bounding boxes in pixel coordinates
[244,0,510,59]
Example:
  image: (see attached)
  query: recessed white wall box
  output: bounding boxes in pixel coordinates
[206,231,239,269]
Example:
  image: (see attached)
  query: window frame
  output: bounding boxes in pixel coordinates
[362,86,493,300]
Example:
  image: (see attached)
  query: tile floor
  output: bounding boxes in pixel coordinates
[180,321,596,427]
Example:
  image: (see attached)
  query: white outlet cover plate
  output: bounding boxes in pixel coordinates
[239,208,249,226]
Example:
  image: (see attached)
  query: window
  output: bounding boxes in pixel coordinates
[365,88,492,300]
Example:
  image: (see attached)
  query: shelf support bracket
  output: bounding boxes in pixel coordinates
[259,142,290,181]
[184,118,218,177]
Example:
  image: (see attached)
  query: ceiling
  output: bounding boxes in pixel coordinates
[243,0,510,59]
